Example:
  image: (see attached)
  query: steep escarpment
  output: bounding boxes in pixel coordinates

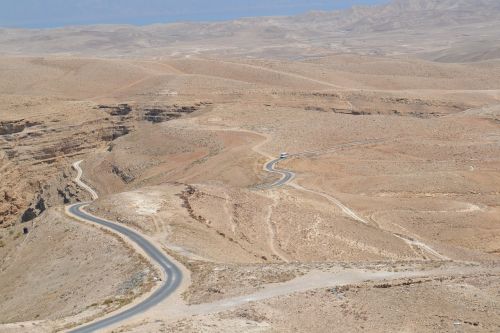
[0,105,130,226]
[0,100,205,227]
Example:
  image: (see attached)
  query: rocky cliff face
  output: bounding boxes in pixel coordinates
[0,120,41,135]
[0,101,204,226]
[0,115,128,226]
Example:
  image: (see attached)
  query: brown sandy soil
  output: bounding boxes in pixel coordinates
[279,113,500,260]
[111,262,500,333]
[223,274,499,333]
[178,260,457,306]
[0,208,153,328]
[181,262,301,305]
[242,273,500,333]
[88,184,274,264]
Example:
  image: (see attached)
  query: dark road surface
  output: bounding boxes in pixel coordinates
[67,203,183,333]
[263,157,295,188]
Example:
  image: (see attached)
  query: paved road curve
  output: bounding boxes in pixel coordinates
[68,162,183,333]
[72,161,99,201]
[261,140,385,189]
[263,157,295,188]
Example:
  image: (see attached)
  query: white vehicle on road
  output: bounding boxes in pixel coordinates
[280,152,289,159]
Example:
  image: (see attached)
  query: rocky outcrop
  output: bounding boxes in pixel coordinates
[21,196,45,223]
[0,191,21,226]
[178,185,210,226]
[143,105,199,123]
[0,120,41,135]
[112,165,135,184]
[101,125,131,141]
[97,104,132,116]
[97,103,204,123]
[143,109,182,123]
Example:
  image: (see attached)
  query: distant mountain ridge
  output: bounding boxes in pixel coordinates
[1,0,499,62]
[296,0,500,32]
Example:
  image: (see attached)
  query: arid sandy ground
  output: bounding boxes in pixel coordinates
[0,208,154,330]
[1,1,500,332]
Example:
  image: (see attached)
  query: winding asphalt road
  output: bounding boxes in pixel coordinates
[263,157,295,188]
[262,140,383,189]
[67,163,183,333]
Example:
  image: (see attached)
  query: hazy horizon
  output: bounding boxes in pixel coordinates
[0,0,385,29]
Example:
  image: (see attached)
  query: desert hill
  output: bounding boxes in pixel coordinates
[1,0,500,61]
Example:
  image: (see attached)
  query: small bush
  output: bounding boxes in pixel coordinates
[102,299,114,306]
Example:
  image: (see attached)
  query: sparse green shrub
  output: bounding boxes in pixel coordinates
[103,298,114,306]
